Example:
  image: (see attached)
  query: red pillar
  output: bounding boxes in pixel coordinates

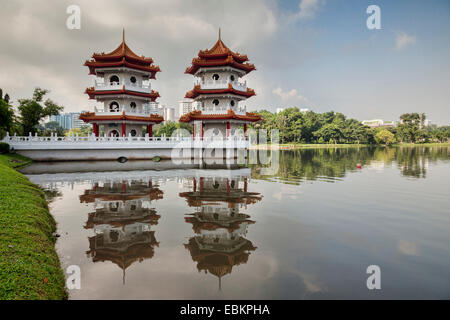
[122,122,126,137]
[226,179,230,195]
[93,123,99,137]
[147,124,153,137]
[244,123,248,140]
[244,177,248,193]
[121,180,127,193]
[193,178,197,192]
[199,177,204,194]
[226,122,230,138]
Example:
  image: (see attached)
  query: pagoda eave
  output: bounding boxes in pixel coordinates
[85,88,160,101]
[185,61,255,75]
[85,61,160,78]
[79,112,164,124]
[185,85,255,100]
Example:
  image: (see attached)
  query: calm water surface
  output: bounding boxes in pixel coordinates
[21,146,450,299]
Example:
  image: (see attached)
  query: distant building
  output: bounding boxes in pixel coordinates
[300,108,310,113]
[163,107,175,122]
[50,112,82,130]
[361,119,396,128]
[276,107,284,114]
[178,99,193,117]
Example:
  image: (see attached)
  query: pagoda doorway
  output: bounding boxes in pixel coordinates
[109,130,120,137]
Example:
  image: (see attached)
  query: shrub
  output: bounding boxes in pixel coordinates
[0,142,10,154]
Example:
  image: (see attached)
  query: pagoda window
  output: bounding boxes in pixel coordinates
[230,100,235,107]
[212,74,219,80]
[109,230,119,242]
[130,76,137,84]
[130,129,137,137]
[109,130,119,137]
[213,128,220,135]
[213,181,220,189]
[109,101,120,112]
[109,75,120,84]
[212,99,219,106]
[130,102,137,110]
[230,75,235,82]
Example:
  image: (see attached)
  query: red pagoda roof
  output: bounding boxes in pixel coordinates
[179,109,262,123]
[84,30,161,78]
[185,31,256,75]
[79,111,164,124]
[185,83,255,99]
[85,86,160,101]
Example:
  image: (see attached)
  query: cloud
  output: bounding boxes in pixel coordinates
[289,0,324,22]
[273,87,308,102]
[395,32,416,50]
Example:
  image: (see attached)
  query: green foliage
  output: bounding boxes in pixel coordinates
[0,88,16,138]
[18,88,64,135]
[251,109,374,144]
[0,142,10,154]
[0,154,67,299]
[375,129,396,145]
[154,121,193,137]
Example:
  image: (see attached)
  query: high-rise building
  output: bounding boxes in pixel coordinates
[178,98,193,117]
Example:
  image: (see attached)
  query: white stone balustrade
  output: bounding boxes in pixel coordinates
[94,80,151,94]
[196,79,247,92]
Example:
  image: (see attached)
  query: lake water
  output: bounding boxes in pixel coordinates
[21,146,450,299]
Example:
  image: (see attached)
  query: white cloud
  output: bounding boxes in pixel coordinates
[395,32,416,50]
[273,87,308,102]
[289,0,324,22]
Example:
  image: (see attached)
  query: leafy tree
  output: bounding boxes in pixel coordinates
[18,88,64,135]
[375,129,395,145]
[0,88,15,138]
[154,121,192,137]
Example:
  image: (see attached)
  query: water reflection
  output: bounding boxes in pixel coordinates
[251,146,449,183]
[80,180,163,284]
[180,176,262,289]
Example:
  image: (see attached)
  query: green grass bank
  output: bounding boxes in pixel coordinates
[0,153,67,300]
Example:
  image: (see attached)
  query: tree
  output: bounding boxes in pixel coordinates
[18,88,64,135]
[0,88,15,138]
[375,129,395,146]
[154,121,192,137]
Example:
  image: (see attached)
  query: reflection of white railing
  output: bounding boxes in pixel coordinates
[94,80,151,93]
[196,79,247,91]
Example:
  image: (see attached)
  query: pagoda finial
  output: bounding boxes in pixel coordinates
[219,27,221,40]
[122,28,125,42]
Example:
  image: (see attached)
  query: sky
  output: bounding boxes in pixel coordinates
[1,0,449,124]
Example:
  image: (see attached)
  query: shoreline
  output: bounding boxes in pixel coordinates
[250,142,450,150]
[0,153,67,300]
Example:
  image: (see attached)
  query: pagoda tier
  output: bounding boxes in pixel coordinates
[79,111,164,124]
[85,86,160,101]
[179,109,261,123]
[84,30,161,79]
[185,83,255,100]
[185,33,255,75]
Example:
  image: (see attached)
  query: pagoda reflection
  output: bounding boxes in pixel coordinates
[80,179,163,284]
[180,175,262,289]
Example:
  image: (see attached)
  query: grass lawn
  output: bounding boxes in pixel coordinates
[0,153,67,300]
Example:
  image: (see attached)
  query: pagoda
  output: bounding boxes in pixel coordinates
[181,175,262,289]
[81,179,163,284]
[180,29,261,140]
[80,30,164,137]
